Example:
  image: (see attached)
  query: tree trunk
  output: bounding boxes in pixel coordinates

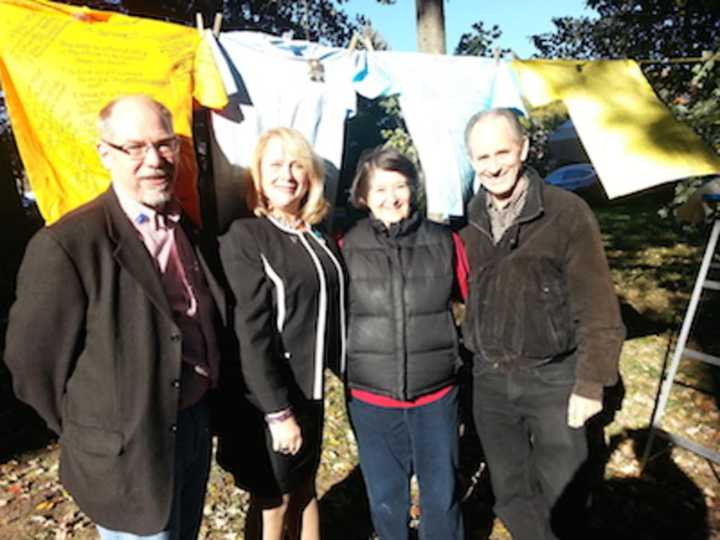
[415,0,446,54]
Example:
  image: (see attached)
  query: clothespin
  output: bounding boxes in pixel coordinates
[348,30,374,52]
[195,13,204,35]
[308,57,325,82]
[212,13,223,37]
[72,8,93,22]
[359,30,375,51]
[348,33,359,52]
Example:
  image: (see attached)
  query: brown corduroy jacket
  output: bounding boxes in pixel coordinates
[461,169,625,399]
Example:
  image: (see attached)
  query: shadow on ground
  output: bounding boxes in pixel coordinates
[319,467,375,539]
[620,301,668,340]
[586,429,710,540]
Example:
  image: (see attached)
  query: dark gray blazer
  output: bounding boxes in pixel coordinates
[4,187,227,535]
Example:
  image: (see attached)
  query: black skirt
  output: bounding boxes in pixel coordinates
[216,398,324,498]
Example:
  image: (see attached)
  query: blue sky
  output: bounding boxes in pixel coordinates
[339,0,597,58]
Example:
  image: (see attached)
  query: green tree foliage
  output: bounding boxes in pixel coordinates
[220,1,355,45]
[532,0,719,62]
[679,51,720,150]
[454,21,506,57]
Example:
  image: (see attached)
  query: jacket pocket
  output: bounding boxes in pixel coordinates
[62,419,124,456]
[516,268,573,357]
[538,279,573,352]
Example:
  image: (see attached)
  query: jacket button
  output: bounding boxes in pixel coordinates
[171,379,180,389]
[542,287,550,294]
[170,334,181,342]
[170,424,178,433]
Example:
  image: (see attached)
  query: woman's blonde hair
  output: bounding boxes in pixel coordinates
[246,127,329,225]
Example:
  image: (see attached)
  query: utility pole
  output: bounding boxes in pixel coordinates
[416,0,446,54]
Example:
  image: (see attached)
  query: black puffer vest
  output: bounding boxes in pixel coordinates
[342,213,459,400]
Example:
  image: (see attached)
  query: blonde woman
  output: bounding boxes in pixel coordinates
[217,128,345,540]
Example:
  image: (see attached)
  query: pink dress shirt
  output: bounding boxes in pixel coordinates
[114,185,220,409]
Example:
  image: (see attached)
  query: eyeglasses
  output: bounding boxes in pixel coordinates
[102,137,180,160]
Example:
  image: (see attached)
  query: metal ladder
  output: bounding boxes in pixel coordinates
[642,194,720,467]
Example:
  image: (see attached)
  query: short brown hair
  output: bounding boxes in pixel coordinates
[349,146,418,210]
[246,127,329,225]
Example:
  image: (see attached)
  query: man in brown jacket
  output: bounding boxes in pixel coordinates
[461,109,625,540]
[5,95,226,539]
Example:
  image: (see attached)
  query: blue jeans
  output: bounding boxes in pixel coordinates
[97,398,211,540]
[96,528,169,540]
[472,358,588,540]
[348,386,464,540]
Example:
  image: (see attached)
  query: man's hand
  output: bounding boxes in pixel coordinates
[567,393,602,428]
[268,414,303,455]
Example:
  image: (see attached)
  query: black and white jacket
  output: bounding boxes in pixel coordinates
[219,216,346,414]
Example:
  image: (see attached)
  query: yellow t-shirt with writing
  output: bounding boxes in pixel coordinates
[0,0,227,223]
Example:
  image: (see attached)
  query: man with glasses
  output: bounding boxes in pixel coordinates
[5,94,226,539]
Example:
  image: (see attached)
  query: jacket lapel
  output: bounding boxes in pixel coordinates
[467,189,494,241]
[103,189,174,320]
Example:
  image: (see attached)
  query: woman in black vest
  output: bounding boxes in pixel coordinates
[342,147,466,539]
[218,128,345,540]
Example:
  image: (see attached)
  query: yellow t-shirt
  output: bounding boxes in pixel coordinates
[0,0,227,223]
[512,59,720,198]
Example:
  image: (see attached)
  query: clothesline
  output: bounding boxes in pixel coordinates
[637,56,716,65]
[511,54,715,65]
[191,9,718,67]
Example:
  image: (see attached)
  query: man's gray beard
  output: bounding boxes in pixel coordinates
[142,187,174,209]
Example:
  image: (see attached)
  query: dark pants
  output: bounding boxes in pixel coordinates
[472,359,588,540]
[97,397,211,540]
[348,386,464,540]
[168,397,212,540]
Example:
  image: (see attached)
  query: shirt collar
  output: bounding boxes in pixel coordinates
[112,183,181,231]
[485,174,529,213]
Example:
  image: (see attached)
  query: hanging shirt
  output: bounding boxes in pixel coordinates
[0,0,227,224]
[206,31,525,221]
[366,51,526,218]
[512,59,720,198]
[206,31,366,224]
